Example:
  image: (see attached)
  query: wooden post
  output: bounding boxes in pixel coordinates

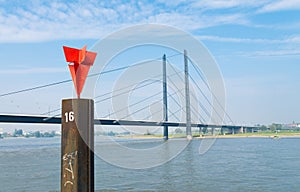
[61,99,94,192]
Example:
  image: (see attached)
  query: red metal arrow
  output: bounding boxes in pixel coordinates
[63,45,97,98]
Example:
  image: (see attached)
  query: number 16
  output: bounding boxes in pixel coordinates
[65,111,74,123]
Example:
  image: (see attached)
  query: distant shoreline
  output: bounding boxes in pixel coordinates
[119,133,300,139]
[1,133,300,140]
[197,135,300,139]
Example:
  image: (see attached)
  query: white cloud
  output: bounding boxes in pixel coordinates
[0,1,127,42]
[250,49,300,56]
[0,0,253,43]
[198,35,300,57]
[199,35,265,43]
[0,0,298,43]
[147,13,204,31]
[258,0,300,13]
[198,35,300,44]
[155,0,186,7]
[193,0,271,10]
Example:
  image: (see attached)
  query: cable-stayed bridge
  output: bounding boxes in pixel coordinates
[0,50,257,140]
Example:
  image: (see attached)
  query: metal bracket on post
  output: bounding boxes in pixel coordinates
[61,99,94,192]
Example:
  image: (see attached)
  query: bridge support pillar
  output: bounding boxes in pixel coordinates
[199,127,202,137]
[240,126,244,134]
[61,99,94,192]
[232,128,235,135]
[221,127,224,135]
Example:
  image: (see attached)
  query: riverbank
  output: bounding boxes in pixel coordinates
[119,131,300,139]
[214,131,300,138]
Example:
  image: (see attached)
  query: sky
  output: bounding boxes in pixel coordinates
[0,0,300,130]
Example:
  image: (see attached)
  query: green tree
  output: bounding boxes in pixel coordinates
[107,131,115,136]
[175,128,183,134]
[269,123,282,132]
[34,131,41,138]
[13,129,23,137]
[260,125,268,131]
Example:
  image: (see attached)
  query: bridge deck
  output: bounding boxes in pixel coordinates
[0,114,257,129]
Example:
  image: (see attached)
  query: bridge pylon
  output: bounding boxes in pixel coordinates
[184,50,192,140]
[162,54,169,141]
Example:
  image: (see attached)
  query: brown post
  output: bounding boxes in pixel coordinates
[61,99,94,192]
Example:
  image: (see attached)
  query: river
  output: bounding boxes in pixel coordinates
[0,137,299,191]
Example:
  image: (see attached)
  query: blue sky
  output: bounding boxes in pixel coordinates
[0,0,300,127]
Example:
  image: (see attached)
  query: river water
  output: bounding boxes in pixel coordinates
[0,137,299,191]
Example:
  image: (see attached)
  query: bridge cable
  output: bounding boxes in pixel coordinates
[42,74,163,115]
[167,89,205,124]
[102,91,162,118]
[167,59,224,124]
[166,57,225,123]
[188,74,224,123]
[0,53,181,98]
[188,57,235,124]
[94,64,184,102]
[166,59,211,120]
[47,64,185,116]
[118,87,184,121]
[166,62,208,123]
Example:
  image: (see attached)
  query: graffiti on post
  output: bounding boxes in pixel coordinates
[62,150,78,187]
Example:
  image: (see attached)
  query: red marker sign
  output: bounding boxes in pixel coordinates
[63,45,97,98]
